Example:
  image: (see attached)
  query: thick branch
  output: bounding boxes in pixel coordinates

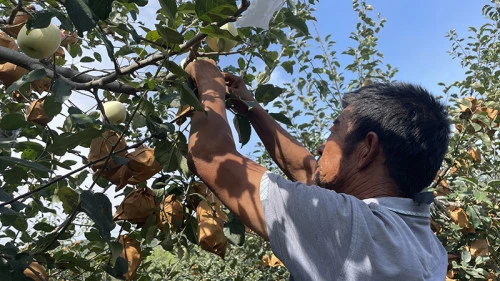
[0,0,251,95]
[88,0,251,85]
[0,46,138,95]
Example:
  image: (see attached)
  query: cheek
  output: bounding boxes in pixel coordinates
[319,142,343,177]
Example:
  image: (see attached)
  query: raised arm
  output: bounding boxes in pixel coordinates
[224,73,317,185]
[186,61,269,239]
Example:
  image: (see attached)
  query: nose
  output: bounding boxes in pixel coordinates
[316,143,325,156]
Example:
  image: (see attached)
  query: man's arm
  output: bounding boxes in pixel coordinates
[224,73,317,185]
[186,61,269,239]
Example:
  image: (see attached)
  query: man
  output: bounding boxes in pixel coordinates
[185,59,450,280]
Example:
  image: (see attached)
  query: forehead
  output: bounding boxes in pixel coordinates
[331,106,354,131]
[337,106,353,123]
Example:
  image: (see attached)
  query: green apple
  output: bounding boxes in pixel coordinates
[17,23,62,59]
[206,22,238,52]
[103,101,127,124]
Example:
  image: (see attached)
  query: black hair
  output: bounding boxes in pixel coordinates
[342,83,451,197]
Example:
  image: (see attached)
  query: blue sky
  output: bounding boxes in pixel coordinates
[229,0,491,154]
[305,0,489,96]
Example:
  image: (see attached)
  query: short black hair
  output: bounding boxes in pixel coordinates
[342,83,451,197]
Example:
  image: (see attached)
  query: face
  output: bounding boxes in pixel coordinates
[315,107,357,192]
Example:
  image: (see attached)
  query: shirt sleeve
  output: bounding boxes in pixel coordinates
[260,172,357,280]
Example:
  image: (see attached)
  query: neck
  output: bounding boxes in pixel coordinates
[340,172,403,200]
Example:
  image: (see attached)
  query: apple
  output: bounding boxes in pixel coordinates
[102,101,127,124]
[206,22,238,52]
[17,23,62,59]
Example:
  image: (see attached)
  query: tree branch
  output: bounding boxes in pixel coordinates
[86,0,251,86]
[0,138,150,208]
[0,1,251,95]
[0,46,138,95]
[7,0,23,25]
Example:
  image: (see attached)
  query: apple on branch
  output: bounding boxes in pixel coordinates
[102,101,127,124]
[206,22,239,52]
[17,23,62,59]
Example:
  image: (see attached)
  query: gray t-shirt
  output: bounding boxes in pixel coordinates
[260,172,447,281]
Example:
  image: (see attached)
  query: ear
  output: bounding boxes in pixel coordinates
[356,132,381,170]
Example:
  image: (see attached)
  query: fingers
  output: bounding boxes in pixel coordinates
[185,59,223,86]
[222,72,243,88]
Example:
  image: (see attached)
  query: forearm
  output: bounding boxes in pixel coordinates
[188,82,268,239]
[246,104,317,185]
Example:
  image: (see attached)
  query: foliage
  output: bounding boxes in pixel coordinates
[430,3,500,280]
[0,0,498,280]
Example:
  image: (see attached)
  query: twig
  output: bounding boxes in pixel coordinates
[0,46,138,95]
[0,138,150,208]
[7,0,23,25]
[84,0,251,88]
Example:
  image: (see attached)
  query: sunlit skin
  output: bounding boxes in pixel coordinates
[314,106,402,199]
[315,107,356,193]
[186,60,403,241]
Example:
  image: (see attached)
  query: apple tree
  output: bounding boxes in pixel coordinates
[0,0,315,280]
[0,0,498,280]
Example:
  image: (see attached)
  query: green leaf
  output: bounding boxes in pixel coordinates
[487,180,500,190]
[47,128,101,156]
[0,113,26,130]
[283,9,309,36]
[223,212,245,246]
[33,222,56,232]
[27,8,72,30]
[80,56,95,63]
[53,79,73,103]
[56,186,79,214]
[466,205,482,229]
[156,25,184,45]
[21,148,37,161]
[1,211,27,231]
[159,0,178,19]
[31,232,60,253]
[255,84,285,105]
[70,113,96,126]
[145,30,161,42]
[281,61,295,74]
[461,249,471,264]
[233,114,251,146]
[476,132,491,147]
[80,191,114,242]
[146,118,175,139]
[102,256,128,279]
[6,69,47,94]
[179,82,204,112]
[58,159,78,169]
[109,241,124,264]
[95,30,116,61]
[154,140,179,172]
[0,156,50,172]
[164,60,188,78]
[195,0,237,23]
[269,112,292,126]
[43,95,62,118]
[88,0,114,20]
[94,52,102,62]
[200,25,239,40]
[27,10,53,29]
[64,0,98,35]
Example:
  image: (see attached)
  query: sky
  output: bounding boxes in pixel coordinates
[293,0,489,97]
[227,0,492,154]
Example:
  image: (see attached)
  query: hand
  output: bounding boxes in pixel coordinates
[223,72,257,114]
[185,59,225,95]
